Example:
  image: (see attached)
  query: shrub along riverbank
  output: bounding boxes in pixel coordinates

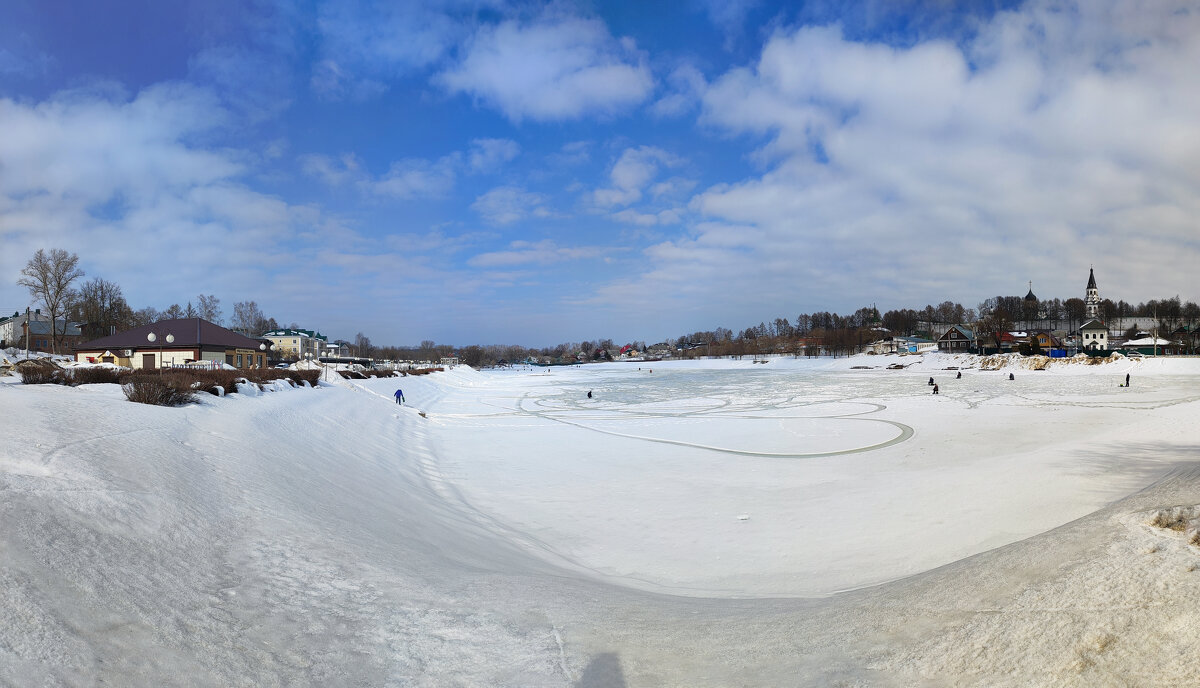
[17,363,324,406]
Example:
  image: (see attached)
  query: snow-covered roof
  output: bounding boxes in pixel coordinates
[1123,337,1171,346]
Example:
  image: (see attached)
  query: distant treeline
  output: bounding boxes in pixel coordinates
[440,293,1200,367]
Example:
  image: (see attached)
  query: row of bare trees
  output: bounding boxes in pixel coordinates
[13,248,289,353]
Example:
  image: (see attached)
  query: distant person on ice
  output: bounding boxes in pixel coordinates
[1126,373,1130,387]
[394,389,404,405]
[956,371,962,379]
[933,384,939,395]
[928,377,934,386]
[587,390,592,399]
[1009,373,1015,381]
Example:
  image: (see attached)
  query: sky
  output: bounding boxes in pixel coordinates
[2,0,1199,347]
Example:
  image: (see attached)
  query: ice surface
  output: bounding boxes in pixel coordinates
[3,353,1200,685]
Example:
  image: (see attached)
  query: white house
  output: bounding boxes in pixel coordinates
[1079,319,1108,351]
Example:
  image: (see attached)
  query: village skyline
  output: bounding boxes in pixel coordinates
[6,247,1198,365]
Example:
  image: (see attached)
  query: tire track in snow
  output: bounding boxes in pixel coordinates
[515,395,914,459]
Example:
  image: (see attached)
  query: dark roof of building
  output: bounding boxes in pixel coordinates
[938,324,977,341]
[27,320,82,337]
[1087,267,1097,290]
[1080,318,1106,330]
[75,318,264,351]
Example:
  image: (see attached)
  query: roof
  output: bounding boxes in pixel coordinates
[1079,319,1106,331]
[1086,267,1097,290]
[263,328,328,341]
[938,325,977,341]
[75,318,264,351]
[1123,337,1171,346]
[27,320,82,337]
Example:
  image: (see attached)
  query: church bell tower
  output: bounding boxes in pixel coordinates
[1084,267,1100,320]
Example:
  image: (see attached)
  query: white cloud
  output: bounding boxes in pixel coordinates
[471,186,551,225]
[696,0,760,33]
[612,208,685,227]
[0,84,334,310]
[468,239,609,267]
[302,141,510,199]
[468,138,520,173]
[368,154,460,199]
[594,146,685,207]
[0,83,236,204]
[437,17,654,122]
[551,140,592,166]
[650,64,708,118]
[599,0,1200,318]
[299,153,364,186]
[650,177,698,199]
[311,1,469,100]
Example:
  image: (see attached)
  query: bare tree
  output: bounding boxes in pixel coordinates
[17,248,84,353]
[353,332,373,357]
[196,294,222,324]
[231,301,267,335]
[131,306,160,327]
[419,340,436,361]
[162,303,185,320]
[69,277,133,339]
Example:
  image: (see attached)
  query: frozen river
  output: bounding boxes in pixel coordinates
[393,357,1191,597]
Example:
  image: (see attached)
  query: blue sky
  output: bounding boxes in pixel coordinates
[2,0,1198,347]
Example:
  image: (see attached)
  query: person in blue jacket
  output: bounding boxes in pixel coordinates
[394,389,404,405]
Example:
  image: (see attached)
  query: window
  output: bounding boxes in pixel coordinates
[237,354,243,367]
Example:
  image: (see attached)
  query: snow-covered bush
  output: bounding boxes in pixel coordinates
[122,379,196,407]
[17,363,62,385]
[67,367,122,385]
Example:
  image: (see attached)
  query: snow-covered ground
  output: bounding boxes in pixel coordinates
[3,353,1200,685]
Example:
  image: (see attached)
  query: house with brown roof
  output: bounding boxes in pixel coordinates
[74,318,270,370]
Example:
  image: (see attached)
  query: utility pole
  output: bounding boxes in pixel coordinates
[24,306,30,358]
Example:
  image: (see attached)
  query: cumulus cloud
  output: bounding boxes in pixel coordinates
[594,146,685,207]
[0,84,329,308]
[0,83,236,203]
[437,17,654,121]
[605,0,1200,317]
[471,186,552,225]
